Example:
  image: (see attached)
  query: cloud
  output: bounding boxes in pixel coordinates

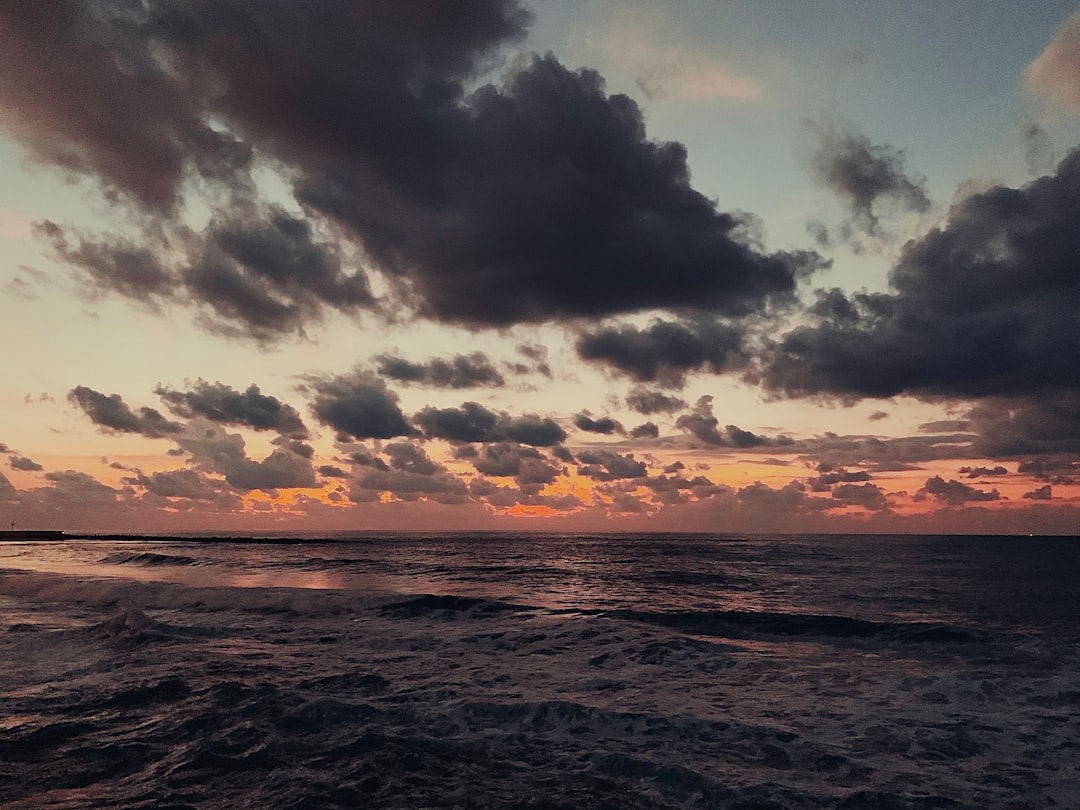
[803,120,930,237]
[573,413,623,435]
[174,420,316,492]
[3,3,819,337]
[916,476,1000,506]
[576,449,648,481]
[471,443,561,486]
[674,396,773,447]
[1025,8,1080,111]
[414,402,566,446]
[625,386,687,415]
[577,318,748,387]
[957,465,1008,479]
[124,468,227,501]
[306,371,413,441]
[1023,484,1053,500]
[68,386,183,438]
[354,443,468,505]
[830,482,889,511]
[966,396,1080,456]
[155,380,308,437]
[9,456,43,472]
[759,149,1080,402]
[629,422,659,439]
[375,352,505,388]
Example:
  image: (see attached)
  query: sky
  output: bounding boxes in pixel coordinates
[1,0,1079,535]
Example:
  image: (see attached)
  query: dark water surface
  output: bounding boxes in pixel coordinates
[1,533,1078,808]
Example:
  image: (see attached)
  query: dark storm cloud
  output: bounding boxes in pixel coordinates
[916,476,1000,506]
[68,386,183,438]
[630,422,659,439]
[577,318,748,387]
[625,386,687,415]
[3,2,820,337]
[317,465,347,479]
[573,414,623,435]
[803,120,930,237]
[9,456,43,472]
[306,372,413,441]
[414,402,565,446]
[155,380,307,437]
[375,352,505,389]
[760,149,1080,402]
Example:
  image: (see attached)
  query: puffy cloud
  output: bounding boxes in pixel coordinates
[414,402,565,446]
[9,456,43,472]
[629,422,659,439]
[354,444,467,505]
[759,150,1080,401]
[577,318,748,387]
[124,468,226,501]
[174,421,316,492]
[3,2,818,338]
[1023,484,1053,500]
[307,372,413,440]
[1025,8,1080,111]
[830,482,889,511]
[625,386,686,415]
[573,413,623,435]
[471,443,560,485]
[576,449,647,481]
[68,386,183,438]
[957,465,1008,479]
[375,352,505,388]
[916,476,1000,506]
[803,120,930,237]
[155,380,307,437]
[674,396,772,447]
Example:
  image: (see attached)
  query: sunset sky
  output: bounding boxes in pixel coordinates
[1,0,1078,534]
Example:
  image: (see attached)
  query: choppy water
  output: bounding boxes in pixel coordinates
[1,533,1078,808]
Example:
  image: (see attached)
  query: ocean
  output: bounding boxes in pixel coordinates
[1,533,1078,808]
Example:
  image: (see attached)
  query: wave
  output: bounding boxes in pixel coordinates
[613,608,984,644]
[100,551,201,567]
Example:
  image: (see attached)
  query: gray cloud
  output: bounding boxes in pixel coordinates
[375,352,505,389]
[414,402,566,447]
[577,318,748,387]
[68,386,183,438]
[155,379,307,438]
[573,413,623,435]
[307,372,413,441]
[759,149,1080,406]
[803,120,930,237]
[674,396,772,448]
[4,2,819,338]
[916,476,1000,506]
[9,456,43,472]
[629,422,659,439]
[625,386,687,415]
[576,449,648,481]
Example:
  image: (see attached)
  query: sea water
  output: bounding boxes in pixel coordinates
[1,533,1078,808]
